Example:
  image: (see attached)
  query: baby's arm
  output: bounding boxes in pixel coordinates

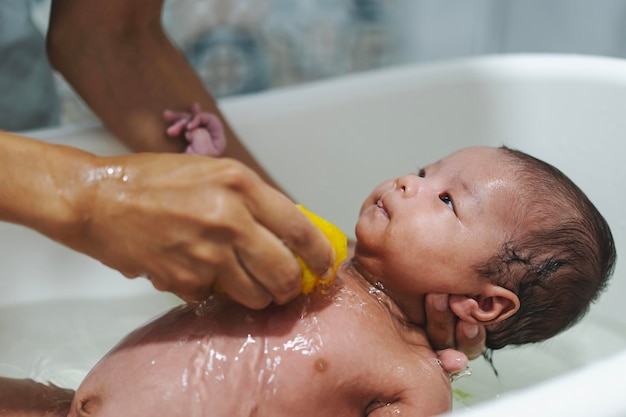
[163,103,227,157]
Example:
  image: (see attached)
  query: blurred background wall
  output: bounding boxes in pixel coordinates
[3,0,626,130]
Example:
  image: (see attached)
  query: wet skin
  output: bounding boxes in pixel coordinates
[70,263,451,417]
[70,146,516,417]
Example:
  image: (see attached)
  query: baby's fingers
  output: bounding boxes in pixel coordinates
[163,109,192,122]
[185,129,222,156]
[166,118,191,137]
[186,111,218,130]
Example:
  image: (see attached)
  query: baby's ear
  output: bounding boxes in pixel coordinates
[449,285,520,325]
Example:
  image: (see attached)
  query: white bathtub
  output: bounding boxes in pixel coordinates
[2,54,625,415]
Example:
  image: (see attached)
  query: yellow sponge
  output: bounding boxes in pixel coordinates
[213,205,347,297]
[296,204,348,294]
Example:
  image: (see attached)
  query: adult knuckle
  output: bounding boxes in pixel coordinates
[200,202,241,237]
[216,159,257,192]
[190,244,224,268]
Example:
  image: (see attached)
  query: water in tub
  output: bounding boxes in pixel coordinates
[0,293,180,388]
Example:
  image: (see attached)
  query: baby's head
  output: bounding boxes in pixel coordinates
[354,146,615,350]
[478,147,615,348]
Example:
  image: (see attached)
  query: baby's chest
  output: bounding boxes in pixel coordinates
[270,310,424,397]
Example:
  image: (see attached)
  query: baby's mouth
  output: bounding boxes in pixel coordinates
[376,199,390,218]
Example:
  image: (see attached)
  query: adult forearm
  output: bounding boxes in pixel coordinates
[0,131,94,241]
[46,0,279,189]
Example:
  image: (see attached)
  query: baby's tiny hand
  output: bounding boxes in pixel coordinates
[163,103,227,157]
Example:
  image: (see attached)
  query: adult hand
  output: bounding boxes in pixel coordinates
[87,154,335,307]
[59,153,335,308]
[425,294,486,360]
[436,348,469,376]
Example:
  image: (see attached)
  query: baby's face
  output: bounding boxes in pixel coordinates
[354,146,519,320]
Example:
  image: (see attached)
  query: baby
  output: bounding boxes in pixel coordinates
[67,122,615,416]
[163,105,616,349]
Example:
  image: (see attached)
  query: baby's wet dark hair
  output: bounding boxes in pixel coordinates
[479,147,616,350]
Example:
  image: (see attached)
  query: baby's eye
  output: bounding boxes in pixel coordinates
[440,193,455,211]
[417,168,425,178]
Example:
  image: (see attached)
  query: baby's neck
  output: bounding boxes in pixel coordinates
[342,258,426,326]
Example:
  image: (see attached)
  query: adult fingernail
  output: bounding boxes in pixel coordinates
[433,294,449,312]
[320,267,335,282]
[463,324,479,339]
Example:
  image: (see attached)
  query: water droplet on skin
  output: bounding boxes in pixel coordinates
[194,295,220,316]
[368,281,385,295]
[380,403,401,415]
[181,368,189,387]
[449,367,472,382]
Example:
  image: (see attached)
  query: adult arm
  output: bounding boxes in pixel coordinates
[0,378,73,417]
[0,131,334,307]
[46,0,280,190]
[44,0,484,352]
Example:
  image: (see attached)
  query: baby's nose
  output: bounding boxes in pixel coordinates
[395,174,421,198]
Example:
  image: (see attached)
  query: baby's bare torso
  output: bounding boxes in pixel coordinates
[70,265,451,417]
